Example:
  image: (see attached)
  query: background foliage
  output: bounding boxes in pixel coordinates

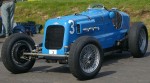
[15,0,150,36]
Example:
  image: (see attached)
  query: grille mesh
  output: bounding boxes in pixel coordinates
[45,25,64,49]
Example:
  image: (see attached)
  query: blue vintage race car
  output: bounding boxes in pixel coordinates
[1,4,148,80]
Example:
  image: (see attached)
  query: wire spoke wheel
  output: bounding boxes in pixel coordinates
[80,44,100,73]
[139,28,147,53]
[69,36,103,80]
[128,22,148,58]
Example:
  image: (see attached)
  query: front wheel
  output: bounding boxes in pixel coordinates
[1,33,36,74]
[69,36,103,80]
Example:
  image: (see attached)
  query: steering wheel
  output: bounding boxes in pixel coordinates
[88,4,107,10]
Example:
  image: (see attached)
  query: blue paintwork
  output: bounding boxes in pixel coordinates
[42,7,130,56]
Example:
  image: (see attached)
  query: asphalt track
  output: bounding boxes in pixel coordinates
[0,34,150,83]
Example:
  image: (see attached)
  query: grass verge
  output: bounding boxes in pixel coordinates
[15,0,150,36]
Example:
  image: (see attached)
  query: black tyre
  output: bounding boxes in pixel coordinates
[1,33,36,74]
[128,22,148,58]
[68,36,103,80]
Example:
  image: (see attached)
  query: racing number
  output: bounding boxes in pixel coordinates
[68,20,75,34]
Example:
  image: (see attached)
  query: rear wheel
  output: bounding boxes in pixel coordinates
[69,36,103,80]
[1,33,36,74]
[128,22,148,58]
